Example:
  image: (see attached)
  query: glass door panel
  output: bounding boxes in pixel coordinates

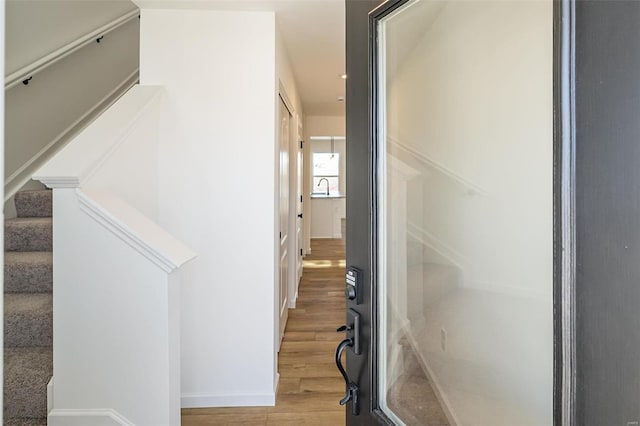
[377,1,553,424]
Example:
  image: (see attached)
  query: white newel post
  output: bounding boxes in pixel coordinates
[385,156,422,386]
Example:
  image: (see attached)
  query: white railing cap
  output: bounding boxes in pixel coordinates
[78,189,197,273]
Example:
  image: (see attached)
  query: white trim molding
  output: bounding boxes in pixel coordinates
[47,378,54,413]
[388,136,489,196]
[181,392,276,408]
[403,327,460,426]
[407,221,467,270]
[77,189,196,273]
[48,409,135,426]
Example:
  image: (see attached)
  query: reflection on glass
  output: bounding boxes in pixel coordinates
[377,1,553,425]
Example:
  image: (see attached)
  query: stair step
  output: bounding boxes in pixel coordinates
[5,218,52,252]
[14,190,52,218]
[4,347,51,420]
[4,418,48,426]
[4,294,52,348]
[4,252,53,294]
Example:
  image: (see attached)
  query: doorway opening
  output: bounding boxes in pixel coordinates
[308,136,346,242]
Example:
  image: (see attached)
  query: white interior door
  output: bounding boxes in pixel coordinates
[278,96,290,346]
[288,118,303,309]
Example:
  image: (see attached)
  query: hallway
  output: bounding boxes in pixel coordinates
[181,239,346,425]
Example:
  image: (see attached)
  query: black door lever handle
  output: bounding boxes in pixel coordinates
[335,338,360,415]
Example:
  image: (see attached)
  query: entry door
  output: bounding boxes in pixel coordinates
[279,96,291,346]
[344,0,559,424]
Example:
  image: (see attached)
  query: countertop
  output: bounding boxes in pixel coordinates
[310,192,346,199]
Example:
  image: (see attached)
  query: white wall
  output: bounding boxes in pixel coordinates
[388,0,552,295]
[48,190,185,426]
[303,115,345,251]
[5,18,139,181]
[277,30,303,132]
[5,4,139,215]
[139,9,279,407]
[384,1,553,424]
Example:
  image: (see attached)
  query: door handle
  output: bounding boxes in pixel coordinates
[297,213,303,218]
[334,309,361,415]
[335,329,360,415]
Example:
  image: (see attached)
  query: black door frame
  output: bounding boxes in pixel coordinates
[346,0,576,424]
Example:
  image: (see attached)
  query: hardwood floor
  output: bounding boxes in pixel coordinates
[182,239,346,426]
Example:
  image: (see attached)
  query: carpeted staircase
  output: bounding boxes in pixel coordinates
[4,190,53,425]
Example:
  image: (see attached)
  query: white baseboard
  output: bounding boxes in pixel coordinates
[274,372,280,396]
[387,342,406,389]
[404,323,460,426]
[47,377,54,414]
[48,409,135,426]
[181,391,276,408]
[288,286,299,309]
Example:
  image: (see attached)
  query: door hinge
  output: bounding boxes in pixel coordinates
[279,231,282,239]
[300,140,304,149]
[300,195,303,203]
[300,248,303,256]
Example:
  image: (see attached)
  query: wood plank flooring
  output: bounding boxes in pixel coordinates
[182,239,346,426]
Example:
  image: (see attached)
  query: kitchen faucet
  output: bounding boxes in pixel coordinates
[318,178,330,195]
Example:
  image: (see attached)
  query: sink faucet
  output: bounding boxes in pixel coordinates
[318,178,330,195]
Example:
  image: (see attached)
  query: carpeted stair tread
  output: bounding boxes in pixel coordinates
[4,218,52,252]
[4,294,53,348]
[4,347,51,419]
[14,190,52,218]
[4,418,47,426]
[4,252,53,294]
[4,190,53,423]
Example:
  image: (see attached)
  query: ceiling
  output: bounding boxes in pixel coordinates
[135,0,346,116]
[275,1,345,116]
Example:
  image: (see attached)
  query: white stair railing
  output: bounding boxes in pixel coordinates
[34,85,195,426]
[388,137,489,196]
